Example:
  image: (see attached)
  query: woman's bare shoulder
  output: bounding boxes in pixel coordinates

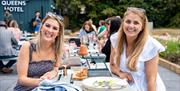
[19,41,31,52]
[21,41,30,47]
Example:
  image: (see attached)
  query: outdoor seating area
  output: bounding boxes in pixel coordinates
[0,0,179,91]
[0,31,179,91]
[0,17,179,91]
[0,59,179,91]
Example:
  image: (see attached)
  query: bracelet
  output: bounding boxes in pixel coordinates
[54,65,59,67]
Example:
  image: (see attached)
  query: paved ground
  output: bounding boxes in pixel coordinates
[0,63,179,91]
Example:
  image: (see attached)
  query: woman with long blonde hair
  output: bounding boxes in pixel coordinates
[110,7,166,91]
[14,12,64,91]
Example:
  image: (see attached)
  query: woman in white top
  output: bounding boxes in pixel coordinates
[110,7,166,91]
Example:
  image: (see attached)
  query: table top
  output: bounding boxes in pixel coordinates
[50,63,135,91]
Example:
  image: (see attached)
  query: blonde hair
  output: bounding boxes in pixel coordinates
[115,7,149,71]
[35,13,64,62]
[9,20,19,28]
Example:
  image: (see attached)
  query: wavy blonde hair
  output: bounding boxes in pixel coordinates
[35,12,64,63]
[115,7,149,71]
[9,20,19,28]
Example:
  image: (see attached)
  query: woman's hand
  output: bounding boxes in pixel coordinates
[40,70,58,80]
[118,72,133,83]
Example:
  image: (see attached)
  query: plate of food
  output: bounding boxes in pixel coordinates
[82,77,128,91]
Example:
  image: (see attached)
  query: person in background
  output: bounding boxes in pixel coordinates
[79,21,96,38]
[104,18,111,36]
[101,16,121,62]
[110,7,166,91]
[97,20,106,38]
[14,12,64,90]
[0,21,18,74]
[8,20,22,42]
[30,11,42,34]
[89,19,97,33]
[79,21,96,45]
[3,10,14,26]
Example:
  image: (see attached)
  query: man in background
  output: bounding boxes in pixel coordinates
[29,11,42,33]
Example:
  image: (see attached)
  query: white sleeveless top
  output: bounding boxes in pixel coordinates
[110,33,166,91]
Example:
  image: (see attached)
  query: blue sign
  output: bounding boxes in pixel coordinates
[1,0,26,12]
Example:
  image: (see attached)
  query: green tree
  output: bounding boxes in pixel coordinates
[55,0,180,29]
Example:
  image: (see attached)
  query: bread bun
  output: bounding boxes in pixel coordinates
[72,68,88,80]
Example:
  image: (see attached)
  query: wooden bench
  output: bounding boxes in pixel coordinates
[0,57,18,61]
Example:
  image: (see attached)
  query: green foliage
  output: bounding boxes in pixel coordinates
[168,13,180,28]
[55,0,180,29]
[158,39,180,58]
[159,39,180,64]
[101,8,117,16]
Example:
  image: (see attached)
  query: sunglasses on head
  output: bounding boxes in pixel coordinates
[46,12,64,22]
[127,7,146,14]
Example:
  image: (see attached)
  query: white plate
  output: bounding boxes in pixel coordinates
[82,77,128,91]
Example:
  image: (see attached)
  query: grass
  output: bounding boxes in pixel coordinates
[158,39,180,56]
[152,28,180,65]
